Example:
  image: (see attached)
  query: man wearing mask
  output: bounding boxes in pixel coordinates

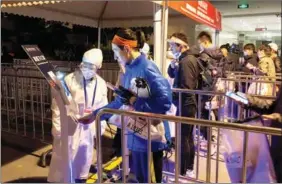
[167,32,200,178]
[241,43,259,73]
[220,44,238,72]
[197,31,224,152]
[268,43,281,73]
[48,48,108,183]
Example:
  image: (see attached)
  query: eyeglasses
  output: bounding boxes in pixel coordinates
[80,63,97,70]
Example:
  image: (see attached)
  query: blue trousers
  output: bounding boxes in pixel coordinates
[130,150,163,183]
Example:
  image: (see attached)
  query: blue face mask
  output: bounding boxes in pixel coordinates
[173,52,181,59]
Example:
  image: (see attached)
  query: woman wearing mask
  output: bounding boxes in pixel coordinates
[80,28,172,183]
[257,44,276,80]
[268,43,281,73]
[247,45,276,103]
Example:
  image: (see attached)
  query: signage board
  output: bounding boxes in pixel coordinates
[255,28,267,31]
[166,1,222,31]
[22,45,72,106]
[22,45,59,89]
[238,4,249,9]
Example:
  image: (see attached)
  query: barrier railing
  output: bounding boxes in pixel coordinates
[1,63,280,182]
[95,108,282,183]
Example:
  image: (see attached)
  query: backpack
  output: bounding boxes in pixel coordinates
[196,50,224,92]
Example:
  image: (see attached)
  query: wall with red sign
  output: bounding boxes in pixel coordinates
[167,1,222,31]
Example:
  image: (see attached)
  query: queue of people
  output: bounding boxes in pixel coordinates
[48,28,282,183]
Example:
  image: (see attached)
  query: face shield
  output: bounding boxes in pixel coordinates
[167,36,188,59]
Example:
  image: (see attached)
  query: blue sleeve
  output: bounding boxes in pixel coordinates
[133,66,172,114]
[92,96,123,121]
[167,65,176,78]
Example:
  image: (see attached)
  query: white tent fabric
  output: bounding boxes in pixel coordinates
[1,1,181,28]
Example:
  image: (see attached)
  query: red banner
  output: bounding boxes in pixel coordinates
[167,1,222,31]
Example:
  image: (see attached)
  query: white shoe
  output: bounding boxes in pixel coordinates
[185,169,195,178]
[200,141,217,156]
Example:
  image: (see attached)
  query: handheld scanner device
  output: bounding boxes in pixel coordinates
[226,91,249,105]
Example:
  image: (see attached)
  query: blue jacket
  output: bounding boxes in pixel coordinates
[94,54,172,152]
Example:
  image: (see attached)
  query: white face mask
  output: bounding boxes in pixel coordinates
[173,52,182,59]
[81,68,96,80]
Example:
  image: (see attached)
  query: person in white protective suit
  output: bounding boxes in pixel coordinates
[47,48,108,183]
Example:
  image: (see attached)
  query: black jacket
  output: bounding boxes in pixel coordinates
[175,47,201,106]
[224,53,239,72]
[199,47,224,69]
[246,88,282,147]
[241,54,259,73]
[198,47,225,91]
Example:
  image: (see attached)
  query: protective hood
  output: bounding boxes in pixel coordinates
[269,43,278,52]
[203,47,224,61]
[140,43,150,55]
[82,48,103,69]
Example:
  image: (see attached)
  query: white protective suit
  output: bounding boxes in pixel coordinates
[48,49,108,182]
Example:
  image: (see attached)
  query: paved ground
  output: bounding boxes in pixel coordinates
[1,132,50,183]
[1,129,231,183]
[1,129,115,183]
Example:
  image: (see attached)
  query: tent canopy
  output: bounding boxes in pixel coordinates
[1,1,183,28]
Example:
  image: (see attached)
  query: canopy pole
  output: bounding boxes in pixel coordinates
[97,1,108,49]
[161,0,169,75]
[153,2,163,72]
[98,27,101,49]
[215,30,220,47]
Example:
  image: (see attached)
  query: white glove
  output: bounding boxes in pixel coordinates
[170,60,178,69]
[205,101,219,110]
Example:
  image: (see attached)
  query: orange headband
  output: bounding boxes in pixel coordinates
[112,35,138,48]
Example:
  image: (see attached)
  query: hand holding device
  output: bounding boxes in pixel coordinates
[107,82,136,105]
[226,91,249,105]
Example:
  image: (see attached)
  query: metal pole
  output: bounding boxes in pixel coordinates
[206,99,212,183]
[215,30,220,47]
[121,115,126,183]
[153,2,162,70]
[147,118,152,183]
[242,131,249,183]
[215,96,223,183]
[98,27,101,49]
[96,113,103,183]
[196,94,201,180]
[175,92,182,182]
[161,0,169,75]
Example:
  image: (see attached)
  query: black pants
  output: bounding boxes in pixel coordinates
[178,104,196,175]
[199,95,218,140]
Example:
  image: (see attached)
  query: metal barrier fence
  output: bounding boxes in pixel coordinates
[95,108,282,183]
[1,66,119,143]
[1,62,281,182]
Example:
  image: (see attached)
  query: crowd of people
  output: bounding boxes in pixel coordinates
[48,28,282,183]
